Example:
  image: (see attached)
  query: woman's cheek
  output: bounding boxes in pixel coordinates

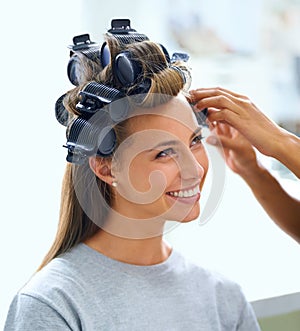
[129,161,178,193]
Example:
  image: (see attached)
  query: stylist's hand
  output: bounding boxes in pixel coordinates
[207,122,259,178]
[190,87,284,157]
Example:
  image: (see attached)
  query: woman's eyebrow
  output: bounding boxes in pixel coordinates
[150,140,180,151]
[147,127,203,151]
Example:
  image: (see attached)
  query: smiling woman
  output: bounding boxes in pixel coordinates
[4,19,261,331]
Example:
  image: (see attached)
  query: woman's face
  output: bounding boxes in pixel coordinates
[112,94,209,223]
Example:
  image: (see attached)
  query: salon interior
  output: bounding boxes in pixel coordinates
[1,0,300,330]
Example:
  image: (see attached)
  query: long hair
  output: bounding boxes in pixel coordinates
[38,35,190,270]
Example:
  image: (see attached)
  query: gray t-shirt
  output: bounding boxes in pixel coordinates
[4,243,260,330]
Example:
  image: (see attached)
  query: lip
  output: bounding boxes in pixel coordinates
[166,183,201,194]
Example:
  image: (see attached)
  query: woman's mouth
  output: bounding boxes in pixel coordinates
[166,185,200,204]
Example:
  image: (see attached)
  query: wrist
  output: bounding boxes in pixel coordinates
[272,128,300,161]
[238,160,267,184]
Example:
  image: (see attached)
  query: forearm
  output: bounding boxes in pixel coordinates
[272,129,300,179]
[240,163,300,243]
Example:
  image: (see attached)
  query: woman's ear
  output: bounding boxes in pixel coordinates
[89,157,114,185]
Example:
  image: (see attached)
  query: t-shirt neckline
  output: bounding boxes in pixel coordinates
[78,242,179,276]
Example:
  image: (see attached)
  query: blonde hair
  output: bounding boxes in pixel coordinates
[38,35,191,270]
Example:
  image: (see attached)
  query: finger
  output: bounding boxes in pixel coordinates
[205,108,219,130]
[190,86,247,99]
[215,122,232,137]
[190,87,247,102]
[207,108,240,126]
[209,87,248,100]
[193,95,240,115]
[207,121,216,132]
[204,109,234,130]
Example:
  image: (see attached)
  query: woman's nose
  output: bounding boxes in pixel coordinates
[179,148,205,181]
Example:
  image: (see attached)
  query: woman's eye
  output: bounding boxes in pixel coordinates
[156,148,175,158]
[191,134,204,147]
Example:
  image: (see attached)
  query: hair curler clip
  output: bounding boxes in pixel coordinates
[64,144,88,165]
[107,19,148,42]
[76,92,103,115]
[77,82,123,114]
[76,81,130,122]
[171,52,190,63]
[68,34,98,51]
[108,19,135,34]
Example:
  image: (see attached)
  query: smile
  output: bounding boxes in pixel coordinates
[166,186,200,198]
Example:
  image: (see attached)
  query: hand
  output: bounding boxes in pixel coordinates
[206,122,259,178]
[190,87,284,157]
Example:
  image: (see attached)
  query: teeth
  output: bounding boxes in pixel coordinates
[168,186,200,198]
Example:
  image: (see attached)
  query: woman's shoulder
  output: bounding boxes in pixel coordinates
[4,244,94,331]
[20,243,97,300]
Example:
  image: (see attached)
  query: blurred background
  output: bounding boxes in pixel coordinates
[1,0,300,329]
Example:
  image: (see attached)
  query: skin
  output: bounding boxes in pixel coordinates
[190,87,300,243]
[85,94,209,265]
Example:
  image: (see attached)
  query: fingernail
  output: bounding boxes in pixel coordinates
[206,136,218,145]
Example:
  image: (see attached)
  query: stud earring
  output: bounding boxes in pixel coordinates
[112,181,118,187]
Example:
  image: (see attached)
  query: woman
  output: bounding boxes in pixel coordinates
[4,20,260,330]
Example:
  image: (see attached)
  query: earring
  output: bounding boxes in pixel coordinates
[112,181,118,187]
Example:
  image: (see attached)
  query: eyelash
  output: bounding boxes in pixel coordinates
[155,134,204,159]
[156,148,176,158]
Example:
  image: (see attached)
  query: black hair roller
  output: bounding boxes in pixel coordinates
[67,34,100,86]
[100,19,149,68]
[55,93,69,126]
[65,115,117,164]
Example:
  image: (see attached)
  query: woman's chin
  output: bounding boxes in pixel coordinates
[166,203,200,223]
[179,210,200,223]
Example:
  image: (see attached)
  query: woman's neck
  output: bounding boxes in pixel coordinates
[84,229,172,266]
